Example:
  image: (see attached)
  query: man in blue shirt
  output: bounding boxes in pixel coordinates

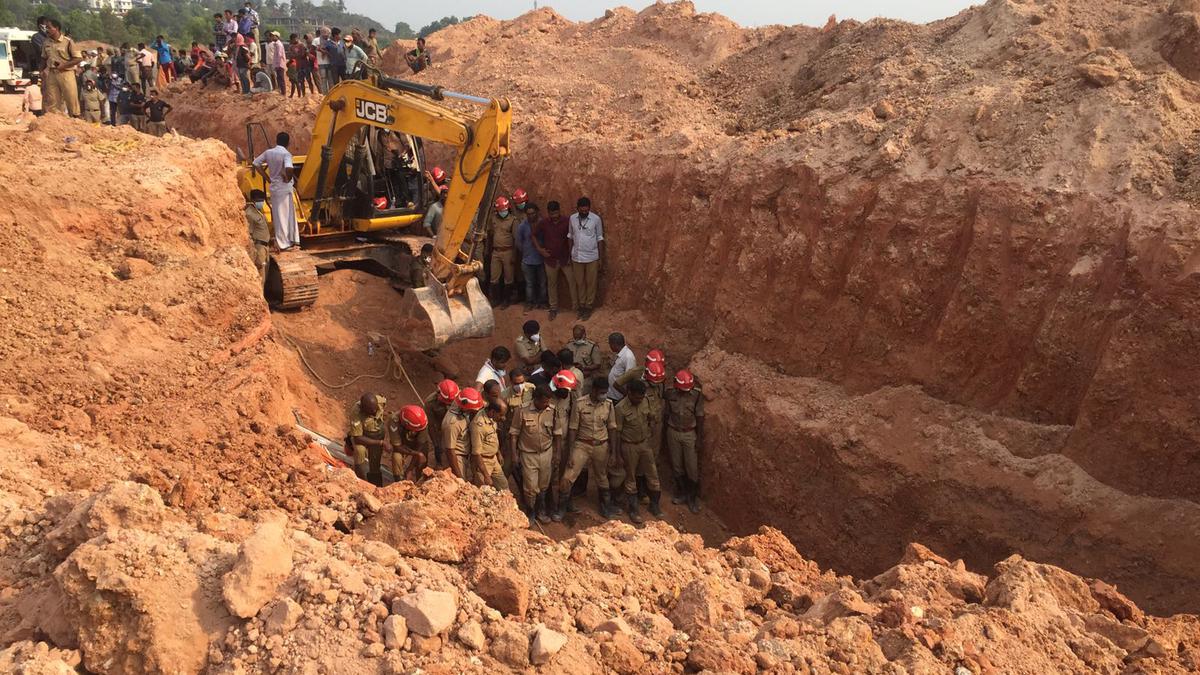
[515,202,546,311]
[154,36,174,82]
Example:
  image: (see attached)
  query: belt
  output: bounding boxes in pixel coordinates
[668,424,696,432]
[253,239,270,246]
[520,447,552,454]
[578,437,607,446]
[621,436,648,445]
[493,246,512,251]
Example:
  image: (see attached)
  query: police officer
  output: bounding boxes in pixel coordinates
[80,79,105,123]
[614,380,662,523]
[558,377,618,519]
[567,324,603,379]
[665,369,705,513]
[613,350,667,500]
[443,388,483,482]
[547,369,578,521]
[515,319,543,368]
[470,401,509,491]
[41,19,83,117]
[245,190,271,279]
[423,379,459,467]
[390,405,433,482]
[509,385,564,526]
[489,196,518,307]
[346,392,390,486]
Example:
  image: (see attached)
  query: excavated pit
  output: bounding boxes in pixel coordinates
[158,0,1200,616]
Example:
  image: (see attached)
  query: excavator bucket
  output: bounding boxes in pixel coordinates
[395,276,494,350]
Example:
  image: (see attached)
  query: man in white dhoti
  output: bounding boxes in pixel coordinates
[253,132,301,250]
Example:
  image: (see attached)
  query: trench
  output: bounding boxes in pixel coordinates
[165,96,1200,616]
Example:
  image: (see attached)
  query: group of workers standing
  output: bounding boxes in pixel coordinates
[345,322,706,527]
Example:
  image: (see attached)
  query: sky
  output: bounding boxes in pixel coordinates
[351,0,980,34]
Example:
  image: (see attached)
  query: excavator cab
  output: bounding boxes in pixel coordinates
[237,70,510,350]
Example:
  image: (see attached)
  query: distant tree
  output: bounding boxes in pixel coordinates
[393,21,414,39]
[417,15,458,38]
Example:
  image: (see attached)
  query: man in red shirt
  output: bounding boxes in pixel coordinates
[534,200,573,321]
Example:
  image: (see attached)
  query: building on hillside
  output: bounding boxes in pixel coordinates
[85,0,135,14]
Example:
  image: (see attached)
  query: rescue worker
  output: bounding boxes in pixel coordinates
[499,369,529,501]
[80,79,105,123]
[470,402,509,491]
[567,324,603,379]
[410,243,433,289]
[511,188,529,213]
[558,377,619,519]
[389,405,432,482]
[245,189,271,279]
[614,379,662,522]
[510,385,564,526]
[423,379,459,467]
[614,356,668,501]
[489,195,518,307]
[346,392,390,486]
[515,319,543,368]
[547,368,578,522]
[122,42,140,90]
[444,387,483,481]
[41,19,82,117]
[665,369,705,513]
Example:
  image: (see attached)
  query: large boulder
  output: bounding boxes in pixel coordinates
[392,589,457,636]
[43,481,167,558]
[222,513,294,618]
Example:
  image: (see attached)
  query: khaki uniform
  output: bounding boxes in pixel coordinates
[42,35,82,116]
[470,413,509,491]
[409,255,430,288]
[124,49,141,85]
[490,214,516,285]
[615,366,666,449]
[387,419,432,480]
[80,87,105,122]
[441,408,473,482]
[568,338,602,376]
[514,334,542,366]
[614,396,661,495]
[245,204,271,278]
[347,395,388,474]
[423,393,451,465]
[665,388,704,481]
[564,396,617,488]
[509,403,565,504]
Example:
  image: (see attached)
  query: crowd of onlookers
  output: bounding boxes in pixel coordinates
[19,4,437,134]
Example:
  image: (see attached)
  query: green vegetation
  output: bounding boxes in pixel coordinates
[0,0,461,49]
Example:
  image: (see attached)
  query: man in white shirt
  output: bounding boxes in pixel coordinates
[474,346,511,391]
[265,31,287,94]
[606,332,635,402]
[567,196,604,320]
[252,132,300,250]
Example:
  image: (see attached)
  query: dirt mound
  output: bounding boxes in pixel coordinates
[161,81,322,156]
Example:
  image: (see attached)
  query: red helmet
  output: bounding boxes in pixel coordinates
[494,196,511,212]
[644,361,666,384]
[511,188,528,204]
[430,166,446,183]
[674,369,695,391]
[436,379,459,405]
[438,184,449,194]
[550,369,578,392]
[372,196,389,210]
[399,405,428,432]
[645,349,665,365]
[457,387,485,411]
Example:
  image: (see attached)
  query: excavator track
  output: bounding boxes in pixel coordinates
[266,250,320,310]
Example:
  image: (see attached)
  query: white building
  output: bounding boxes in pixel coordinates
[86,0,134,14]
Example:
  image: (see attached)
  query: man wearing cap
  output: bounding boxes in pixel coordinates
[470,402,509,491]
[265,31,287,94]
[343,34,367,77]
[515,320,543,369]
[559,377,619,519]
[510,385,563,526]
[665,369,705,513]
[443,389,479,481]
[614,351,667,501]
[614,380,662,522]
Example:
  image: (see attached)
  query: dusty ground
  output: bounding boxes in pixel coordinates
[4,0,1200,672]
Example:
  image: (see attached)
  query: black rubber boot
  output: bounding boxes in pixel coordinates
[572,468,589,497]
[688,479,701,514]
[367,471,384,488]
[648,490,664,518]
[599,489,617,519]
[554,492,570,521]
[672,476,688,505]
[627,493,644,524]
[536,490,552,524]
[637,475,649,502]
[524,501,536,528]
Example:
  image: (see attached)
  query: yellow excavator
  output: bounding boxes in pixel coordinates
[237,68,511,350]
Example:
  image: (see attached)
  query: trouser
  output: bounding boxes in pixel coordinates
[476,454,509,491]
[621,439,660,494]
[352,442,384,477]
[668,427,699,481]
[275,67,286,94]
[391,450,426,482]
[109,101,120,125]
[147,120,167,137]
[139,66,153,92]
[299,67,315,94]
[130,114,146,131]
[126,66,140,87]
[83,109,102,123]
[270,188,300,249]
[562,439,610,489]
[319,64,335,91]
[250,242,269,278]
[520,449,552,505]
[44,70,80,116]
[545,263,569,310]
[452,449,474,483]
[490,249,515,285]
[572,260,599,310]
[161,62,175,81]
[237,67,250,93]
[522,263,546,305]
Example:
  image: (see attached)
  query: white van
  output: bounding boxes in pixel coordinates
[0,28,38,92]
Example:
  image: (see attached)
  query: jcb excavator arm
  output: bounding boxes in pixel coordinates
[294,75,511,348]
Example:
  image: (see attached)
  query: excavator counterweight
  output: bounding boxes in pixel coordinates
[239,67,511,350]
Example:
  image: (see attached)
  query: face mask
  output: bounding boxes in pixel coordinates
[254,201,265,210]
[497,210,509,218]
[530,333,540,343]
[422,255,431,264]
